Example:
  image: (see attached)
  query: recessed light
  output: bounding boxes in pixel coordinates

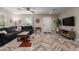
[49,12,52,14]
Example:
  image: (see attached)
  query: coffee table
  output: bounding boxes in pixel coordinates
[17,31,30,41]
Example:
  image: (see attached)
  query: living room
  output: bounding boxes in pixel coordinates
[0,7,79,51]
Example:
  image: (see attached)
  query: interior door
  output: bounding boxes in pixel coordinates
[42,17,52,33]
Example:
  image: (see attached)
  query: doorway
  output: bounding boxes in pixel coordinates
[42,16,52,33]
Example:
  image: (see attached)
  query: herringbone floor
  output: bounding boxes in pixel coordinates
[0,33,79,51]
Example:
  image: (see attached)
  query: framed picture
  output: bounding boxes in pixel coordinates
[36,19,40,23]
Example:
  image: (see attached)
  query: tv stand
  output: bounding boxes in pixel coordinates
[57,29,75,40]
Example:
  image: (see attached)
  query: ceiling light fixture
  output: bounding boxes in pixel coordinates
[49,12,52,14]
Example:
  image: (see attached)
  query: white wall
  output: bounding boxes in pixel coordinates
[33,14,56,32]
[15,14,57,32]
[59,7,79,41]
[0,8,57,33]
[0,8,15,28]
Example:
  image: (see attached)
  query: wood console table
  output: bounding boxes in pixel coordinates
[57,29,75,40]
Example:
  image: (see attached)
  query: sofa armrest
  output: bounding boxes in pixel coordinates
[0,33,6,38]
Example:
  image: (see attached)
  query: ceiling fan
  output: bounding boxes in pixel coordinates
[22,7,35,13]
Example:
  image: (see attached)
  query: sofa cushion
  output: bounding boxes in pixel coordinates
[6,33,15,37]
[0,28,4,31]
[1,30,7,34]
[0,31,2,33]
[5,27,16,33]
[0,33,6,38]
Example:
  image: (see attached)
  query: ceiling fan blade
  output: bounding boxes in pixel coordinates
[22,7,35,13]
[22,7,30,11]
[26,7,30,11]
[31,10,35,13]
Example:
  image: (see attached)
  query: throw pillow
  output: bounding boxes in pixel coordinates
[1,30,7,34]
[16,26,22,31]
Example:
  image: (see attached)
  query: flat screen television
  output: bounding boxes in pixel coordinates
[62,16,75,26]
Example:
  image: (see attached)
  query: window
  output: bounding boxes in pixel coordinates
[22,16,33,26]
[0,15,5,28]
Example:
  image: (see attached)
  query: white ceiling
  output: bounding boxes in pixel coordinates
[2,7,70,15]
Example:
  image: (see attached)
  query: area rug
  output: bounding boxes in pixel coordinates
[19,40,32,47]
